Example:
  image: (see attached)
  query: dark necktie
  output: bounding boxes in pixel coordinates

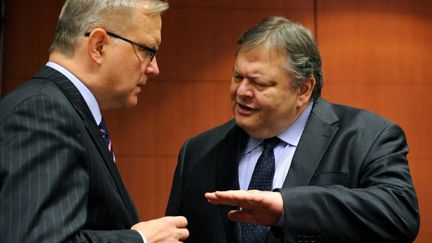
[98,118,113,153]
[241,137,280,243]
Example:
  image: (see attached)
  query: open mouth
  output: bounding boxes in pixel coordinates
[236,102,258,115]
[239,103,255,111]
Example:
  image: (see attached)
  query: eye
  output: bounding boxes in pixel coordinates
[233,74,243,82]
[137,46,157,61]
[252,79,274,90]
[253,79,268,87]
[138,48,150,57]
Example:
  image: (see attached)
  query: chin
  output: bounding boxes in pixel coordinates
[235,118,259,136]
[118,101,136,109]
[235,118,276,138]
[127,101,138,107]
[126,95,139,107]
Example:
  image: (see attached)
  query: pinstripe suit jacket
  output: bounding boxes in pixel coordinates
[0,66,142,242]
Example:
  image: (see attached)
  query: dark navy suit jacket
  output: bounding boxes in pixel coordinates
[166,98,419,243]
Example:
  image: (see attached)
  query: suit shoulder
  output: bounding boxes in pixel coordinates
[330,102,395,128]
[1,78,63,104]
[0,79,66,121]
[322,101,408,145]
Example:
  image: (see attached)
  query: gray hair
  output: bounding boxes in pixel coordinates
[49,0,168,56]
[237,16,323,100]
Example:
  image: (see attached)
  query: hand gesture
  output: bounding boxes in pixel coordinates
[205,190,283,226]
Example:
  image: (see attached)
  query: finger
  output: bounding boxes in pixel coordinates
[178,228,190,240]
[206,192,241,206]
[218,190,257,203]
[207,198,240,206]
[172,216,188,227]
[227,210,256,224]
[212,192,258,208]
[224,190,272,208]
[214,190,247,197]
[205,191,239,200]
[204,192,217,200]
[205,192,229,204]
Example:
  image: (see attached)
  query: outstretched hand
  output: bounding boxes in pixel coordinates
[205,190,283,226]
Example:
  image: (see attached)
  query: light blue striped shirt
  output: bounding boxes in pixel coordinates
[238,102,313,190]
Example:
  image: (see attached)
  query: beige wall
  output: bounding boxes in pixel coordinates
[2,0,431,242]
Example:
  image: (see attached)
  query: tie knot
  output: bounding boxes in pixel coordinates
[262,137,280,151]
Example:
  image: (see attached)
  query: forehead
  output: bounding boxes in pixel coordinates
[234,45,286,74]
[130,9,162,45]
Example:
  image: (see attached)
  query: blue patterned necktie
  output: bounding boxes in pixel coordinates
[98,118,113,153]
[241,137,280,243]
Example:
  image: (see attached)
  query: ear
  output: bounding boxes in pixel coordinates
[86,28,109,65]
[296,77,316,107]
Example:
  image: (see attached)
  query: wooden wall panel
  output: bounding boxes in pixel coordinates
[105,80,233,158]
[115,155,178,221]
[2,0,62,95]
[316,0,432,242]
[156,7,314,82]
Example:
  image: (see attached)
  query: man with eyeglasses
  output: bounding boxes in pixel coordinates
[0,0,188,242]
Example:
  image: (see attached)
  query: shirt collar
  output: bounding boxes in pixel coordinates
[46,61,102,125]
[243,102,313,154]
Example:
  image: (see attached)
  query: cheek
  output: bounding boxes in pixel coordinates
[258,91,290,114]
[274,94,298,117]
[257,92,276,108]
[229,82,238,98]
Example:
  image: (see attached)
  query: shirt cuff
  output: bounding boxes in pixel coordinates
[137,231,148,243]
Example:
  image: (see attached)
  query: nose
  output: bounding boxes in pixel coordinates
[236,78,253,97]
[144,56,160,76]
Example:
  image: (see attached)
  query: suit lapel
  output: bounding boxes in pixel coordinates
[215,123,246,243]
[213,100,339,241]
[283,99,339,187]
[34,66,139,223]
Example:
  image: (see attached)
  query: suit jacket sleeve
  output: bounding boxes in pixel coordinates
[166,140,188,216]
[0,89,142,242]
[278,121,419,242]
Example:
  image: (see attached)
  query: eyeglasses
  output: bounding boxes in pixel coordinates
[84,31,158,62]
